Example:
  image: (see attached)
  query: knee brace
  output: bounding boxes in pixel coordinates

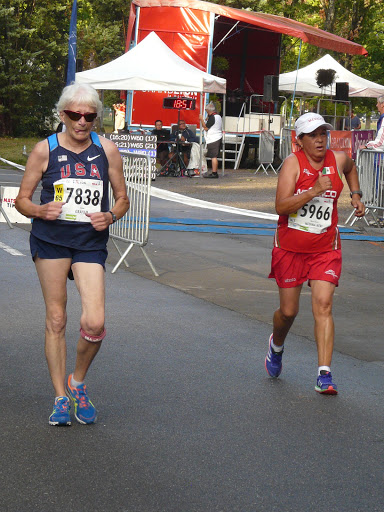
[80,327,106,343]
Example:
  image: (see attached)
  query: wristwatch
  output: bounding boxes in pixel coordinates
[109,211,117,223]
[350,190,363,198]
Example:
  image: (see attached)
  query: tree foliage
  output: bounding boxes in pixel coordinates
[0,0,130,136]
[0,0,382,136]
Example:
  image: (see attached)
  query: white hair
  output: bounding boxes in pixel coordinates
[205,101,216,112]
[378,95,384,104]
[56,83,103,116]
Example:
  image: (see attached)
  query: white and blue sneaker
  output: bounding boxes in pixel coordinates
[49,396,71,426]
[66,374,97,424]
[265,334,283,378]
[315,371,338,395]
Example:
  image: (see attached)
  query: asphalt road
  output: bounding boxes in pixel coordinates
[1,164,384,511]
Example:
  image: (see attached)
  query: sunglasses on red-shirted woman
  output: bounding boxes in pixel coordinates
[63,110,98,122]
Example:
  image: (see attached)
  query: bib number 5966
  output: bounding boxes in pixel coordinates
[288,196,333,234]
[300,203,331,221]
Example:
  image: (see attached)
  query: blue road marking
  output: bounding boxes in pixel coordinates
[149,217,357,233]
[146,217,384,241]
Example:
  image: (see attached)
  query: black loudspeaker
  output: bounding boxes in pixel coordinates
[263,75,279,102]
[336,82,349,101]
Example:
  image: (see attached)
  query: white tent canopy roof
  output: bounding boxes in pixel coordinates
[279,54,384,98]
[75,31,226,94]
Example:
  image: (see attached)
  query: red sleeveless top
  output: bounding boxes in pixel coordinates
[274,150,343,253]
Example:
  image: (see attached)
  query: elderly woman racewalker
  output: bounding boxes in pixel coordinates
[266,113,365,394]
[16,84,130,425]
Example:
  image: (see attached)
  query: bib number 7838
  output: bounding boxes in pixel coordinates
[66,186,101,207]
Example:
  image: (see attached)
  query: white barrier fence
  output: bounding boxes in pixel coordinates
[109,152,158,276]
[345,148,384,227]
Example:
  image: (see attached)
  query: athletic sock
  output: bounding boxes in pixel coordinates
[71,375,84,388]
[318,366,331,376]
[271,339,284,353]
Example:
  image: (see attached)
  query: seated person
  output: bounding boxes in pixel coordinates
[152,119,170,166]
[169,120,197,167]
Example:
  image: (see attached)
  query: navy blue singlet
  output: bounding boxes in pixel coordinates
[31,132,110,250]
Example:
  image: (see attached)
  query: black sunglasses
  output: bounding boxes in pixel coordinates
[64,110,97,122]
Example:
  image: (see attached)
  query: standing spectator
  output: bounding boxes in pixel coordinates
[113,99,126,133]
[364,95,384,149]
[345,109,361,130]
[199,102,223,179]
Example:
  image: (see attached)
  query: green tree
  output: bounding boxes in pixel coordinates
[0,1,71,136]
[0,0,131,137]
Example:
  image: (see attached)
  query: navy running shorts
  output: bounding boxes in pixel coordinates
[30,233,108,269]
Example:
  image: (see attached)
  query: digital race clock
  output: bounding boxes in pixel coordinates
[163,97,196,110]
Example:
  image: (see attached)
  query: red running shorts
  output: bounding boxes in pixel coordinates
[269,247,342,288]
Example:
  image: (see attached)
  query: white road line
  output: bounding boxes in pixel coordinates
[0,242,25,256]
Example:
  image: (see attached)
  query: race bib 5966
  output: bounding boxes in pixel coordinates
[288,196,333,234]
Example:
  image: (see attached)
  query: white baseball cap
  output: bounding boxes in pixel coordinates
[295,113,333,137]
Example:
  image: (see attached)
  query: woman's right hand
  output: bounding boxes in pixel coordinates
[312,172,332,196]
[39,201,63,220]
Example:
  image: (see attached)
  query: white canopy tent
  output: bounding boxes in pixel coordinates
[75,31,226,94]
[76,31,226,174]
[279,54,384,98]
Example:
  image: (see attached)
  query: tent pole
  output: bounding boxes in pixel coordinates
[289,40,302,129]
[222,94,226,176]
[100,90,104,130]
[199,92,204,177]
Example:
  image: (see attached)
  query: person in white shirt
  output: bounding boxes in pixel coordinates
[199,102,223,178]
[364,95,384,150]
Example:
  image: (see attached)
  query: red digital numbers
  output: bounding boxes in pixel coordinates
[174,99,186,109]
[163,97,196,110]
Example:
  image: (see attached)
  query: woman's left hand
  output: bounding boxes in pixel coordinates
[351,198,365,217]
[86,212,112,231]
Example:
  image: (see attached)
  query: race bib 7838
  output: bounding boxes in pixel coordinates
[53,178,103,223]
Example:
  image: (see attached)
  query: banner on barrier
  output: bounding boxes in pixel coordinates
[101,132,157,179]
[327,131,352,158]
[0,186,30,224]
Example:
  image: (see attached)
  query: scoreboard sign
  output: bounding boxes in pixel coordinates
[101,133,157,179]
[163,97,196,110]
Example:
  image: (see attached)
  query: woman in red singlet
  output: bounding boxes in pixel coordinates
[265,113,365,394]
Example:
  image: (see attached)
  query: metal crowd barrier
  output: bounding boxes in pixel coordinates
[108,152,159,276]
[279,127,294,162]
[345,148,384,227]
[255,130,276,174]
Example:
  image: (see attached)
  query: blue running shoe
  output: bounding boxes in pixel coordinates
[49,396,71,426]
[66,374,97,424]
[315,371,338,395]
[265,334,283,378]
